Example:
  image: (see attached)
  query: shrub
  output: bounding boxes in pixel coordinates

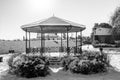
[69,59,91,74]
[61,56,79,71]
[68,51,109,74]
[7,53,21,68]
[69,58,80,73]
[8,53,50,78]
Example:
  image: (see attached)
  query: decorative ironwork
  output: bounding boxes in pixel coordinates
[27,46,82,55]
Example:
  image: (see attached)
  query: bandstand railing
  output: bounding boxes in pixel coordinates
[26,47,82,55]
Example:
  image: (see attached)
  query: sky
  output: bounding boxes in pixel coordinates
[0,0,120,40]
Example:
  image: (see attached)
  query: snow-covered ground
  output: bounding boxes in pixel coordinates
[0,54,12,74]
[1,45,120,73]
[82,45,120,71]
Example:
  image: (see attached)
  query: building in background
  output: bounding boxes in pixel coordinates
[92,23,114,47]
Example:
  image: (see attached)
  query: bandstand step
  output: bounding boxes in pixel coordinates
[48,57,61,65]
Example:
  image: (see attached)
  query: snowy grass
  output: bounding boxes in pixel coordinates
[0,69,120,80]
[1,45,120,79]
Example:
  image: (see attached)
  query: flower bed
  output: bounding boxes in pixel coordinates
[7,53,50,78]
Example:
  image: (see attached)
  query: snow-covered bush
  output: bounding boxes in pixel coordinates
[68,51,108,74]
[8,53,50,78]
[61,56,79,71]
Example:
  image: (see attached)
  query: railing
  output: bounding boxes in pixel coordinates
[26,46,82,54]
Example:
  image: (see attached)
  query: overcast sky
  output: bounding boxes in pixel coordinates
[0,0,120,40]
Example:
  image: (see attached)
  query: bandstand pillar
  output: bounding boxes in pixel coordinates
[25,30,28,54]
[66,27,69,55]
[76,32,77,54]
[61,33,63,52]
[29,32,31,52]
[80,31,82,54]
[40,27,45,56]
[41,32,42,53]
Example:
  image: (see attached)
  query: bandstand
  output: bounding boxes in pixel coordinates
[21,16,86,56]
